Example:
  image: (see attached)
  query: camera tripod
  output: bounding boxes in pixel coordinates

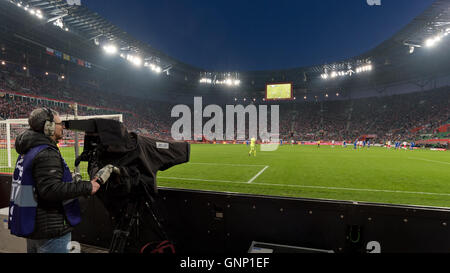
[108,195,170,253]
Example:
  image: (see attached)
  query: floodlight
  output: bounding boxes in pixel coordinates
[127,55,142,66]
[425,38,436,47]
[103,44,118,55]
[133,57,142,66]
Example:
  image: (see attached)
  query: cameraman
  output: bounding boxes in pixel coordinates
[8,108,106,253]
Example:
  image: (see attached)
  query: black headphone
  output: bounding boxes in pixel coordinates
[43,107,56,137]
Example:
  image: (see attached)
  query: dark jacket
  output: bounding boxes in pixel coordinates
[15,130,92,239]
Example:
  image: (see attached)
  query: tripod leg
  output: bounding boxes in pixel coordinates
[108,203,138,253]
[144,201,169,241]
[109,229,131,253]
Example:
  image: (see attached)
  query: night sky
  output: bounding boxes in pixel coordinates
[84,0,435,72]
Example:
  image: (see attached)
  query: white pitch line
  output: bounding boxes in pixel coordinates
[159,177,242,183]
[408,157,450,165]
[189,162,267,167]
[247,166,269,183]
[157,176,450,197]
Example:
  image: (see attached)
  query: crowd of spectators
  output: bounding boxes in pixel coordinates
[0,63,173,140]
[0,61,448,144]
[283,87,449,143]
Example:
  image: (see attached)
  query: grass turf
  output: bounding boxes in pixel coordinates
[157,144,450,208]
[2,144,449,208]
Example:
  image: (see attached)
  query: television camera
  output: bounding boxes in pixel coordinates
[63,118,190,253]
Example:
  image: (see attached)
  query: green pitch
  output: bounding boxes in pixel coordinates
[2,144,450,208]
[157,144,450,208]
[0,147,88,179]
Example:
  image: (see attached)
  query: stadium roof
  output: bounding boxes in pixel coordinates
[313,0,450,73]
[8,0,450,88]
[12,0,198,74]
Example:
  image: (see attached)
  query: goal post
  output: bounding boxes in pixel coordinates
[0,114,123,177]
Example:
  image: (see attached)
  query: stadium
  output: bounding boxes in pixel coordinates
[0,0,449,257]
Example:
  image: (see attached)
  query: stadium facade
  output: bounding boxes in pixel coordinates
[1,0,450,104]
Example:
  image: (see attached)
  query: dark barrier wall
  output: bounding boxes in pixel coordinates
[1,174,450,253]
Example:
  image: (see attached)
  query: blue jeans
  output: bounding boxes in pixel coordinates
[26,232,72,253]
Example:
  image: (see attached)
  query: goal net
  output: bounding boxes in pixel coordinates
[0,114,123,179]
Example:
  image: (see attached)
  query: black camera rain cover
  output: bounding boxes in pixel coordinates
[79,119,190,199]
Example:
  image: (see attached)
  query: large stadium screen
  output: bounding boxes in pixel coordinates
[265,83,293,100]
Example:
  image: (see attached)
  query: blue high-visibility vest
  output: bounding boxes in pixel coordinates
[8,144,81,237]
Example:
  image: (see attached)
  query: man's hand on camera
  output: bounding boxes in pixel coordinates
[94,164,120,185]
[72,172,82,183]
[90,177,100,195]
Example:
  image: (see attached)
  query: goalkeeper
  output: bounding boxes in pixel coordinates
[248,137,256,156]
